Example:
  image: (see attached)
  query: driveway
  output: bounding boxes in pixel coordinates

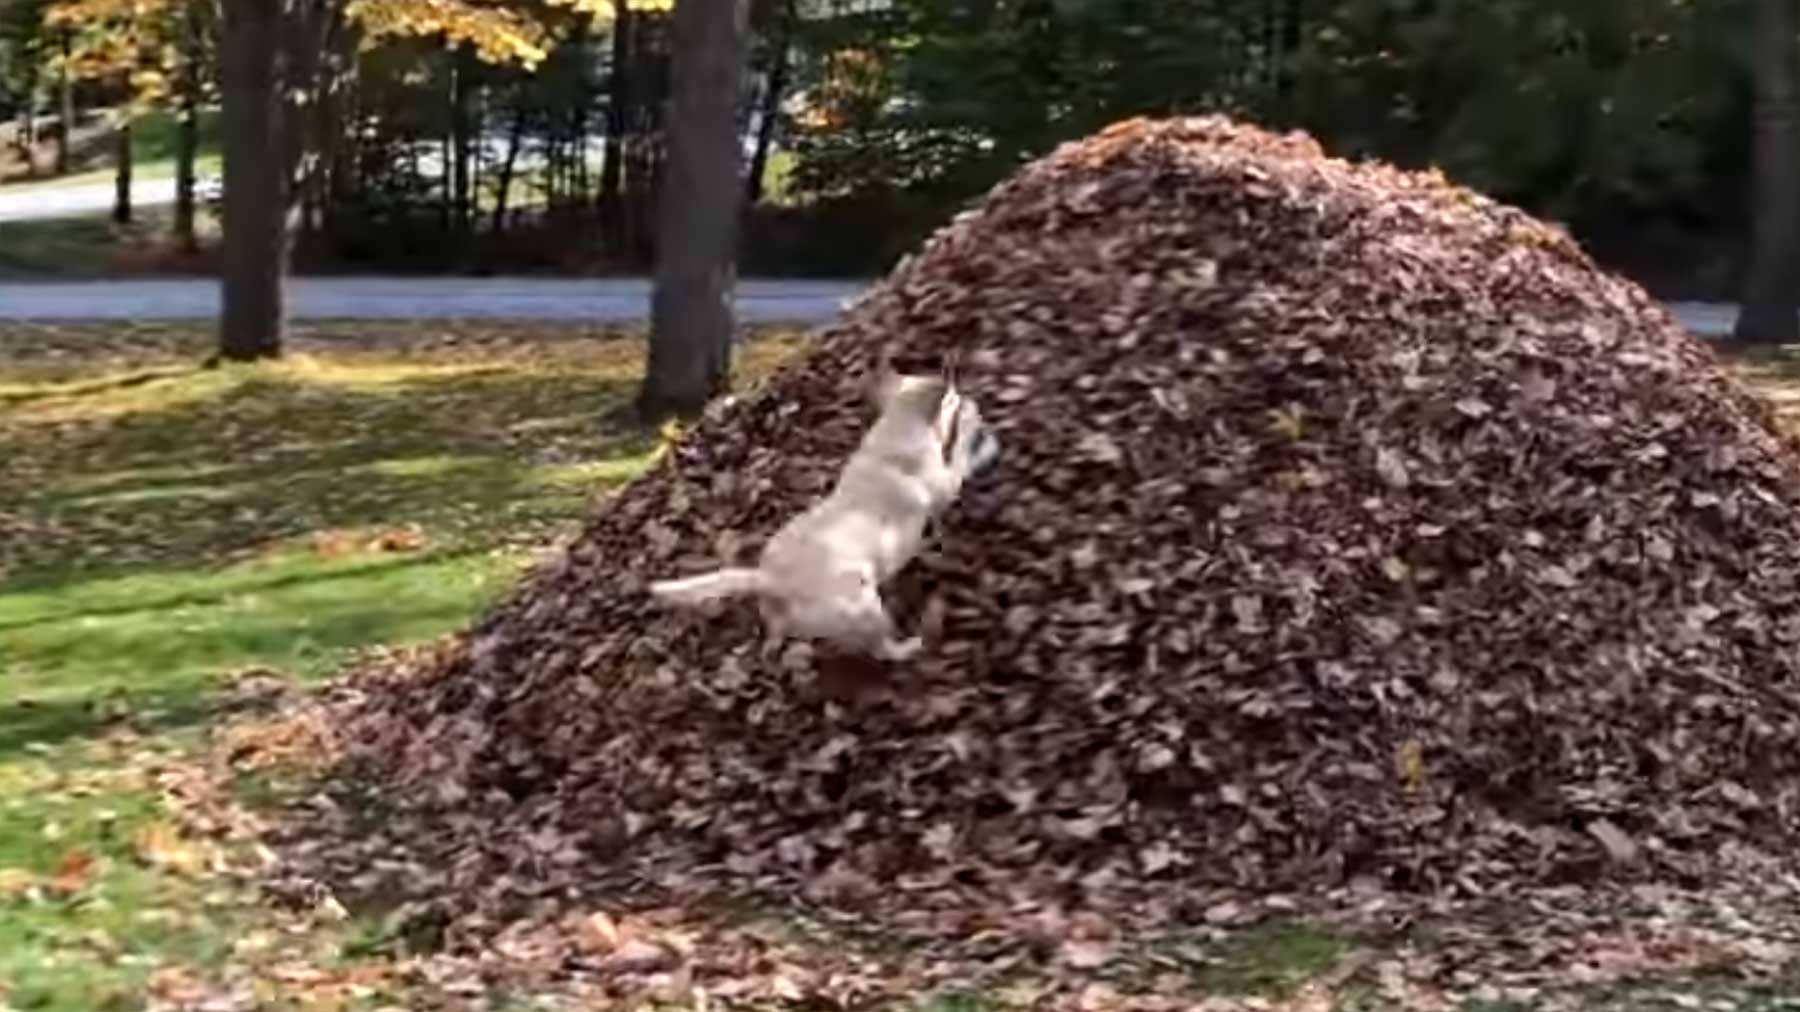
[0,276,1753,338]
[0,178,179,223]
[0,277,867,325]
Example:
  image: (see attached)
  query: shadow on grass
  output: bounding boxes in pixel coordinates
[0,546,510,763]
[0,364,203,405]
[0,548,482,633]
[2,366,657,589]
[0,691,209,765]
[0,326,799,764]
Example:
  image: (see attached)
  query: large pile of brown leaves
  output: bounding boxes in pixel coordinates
[324,117,1800,942]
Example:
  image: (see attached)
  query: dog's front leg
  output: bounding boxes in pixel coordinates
[944,397,1000,490]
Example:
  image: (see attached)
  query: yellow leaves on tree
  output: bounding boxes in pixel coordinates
[41,0,649,102]
[44,0,189,113]
[348,0,553,67]
[794,47,887,131]
[348,0,666,69]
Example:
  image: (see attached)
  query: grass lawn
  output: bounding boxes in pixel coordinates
[0,206,221,278]
[1,323,1798,1010]
[0,321,799,1010]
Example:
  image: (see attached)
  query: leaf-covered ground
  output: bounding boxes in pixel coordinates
[2,321,1800,1010]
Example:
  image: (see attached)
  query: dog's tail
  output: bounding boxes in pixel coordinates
[648,567,768,607]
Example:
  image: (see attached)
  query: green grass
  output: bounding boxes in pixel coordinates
[1190,921,1349,997]
[0,206,217,277]
[0,321,799,1010]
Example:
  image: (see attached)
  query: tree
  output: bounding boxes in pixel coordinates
[46,0,218,239]
[1734,0,1800,344]
[216,0,290,361]
[743,0,792,204]
[638,0,750,421]
[171,0,210,251]
[54,25,68,172]
[110,109,128,222]
[211,0,574,362]
[599,0,633,234]
[1,0,52,173]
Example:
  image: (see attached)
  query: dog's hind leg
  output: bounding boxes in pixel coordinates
[848,585,923,661]
[757,599,792,660]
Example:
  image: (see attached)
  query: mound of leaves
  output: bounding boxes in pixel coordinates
[322,117,1800,941]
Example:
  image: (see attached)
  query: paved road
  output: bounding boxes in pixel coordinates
[0,276,1751,338]
[0,178,179,223]
[0,277,868,324]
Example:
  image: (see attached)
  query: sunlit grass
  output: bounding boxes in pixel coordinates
[0,320,802,1009]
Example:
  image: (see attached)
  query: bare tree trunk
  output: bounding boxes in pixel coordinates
[173,6,202,252]
[600,0,633,246]
[1735,0,1800,345]
[639,0,750,421]
[174,104,197,248]
[19,61,38,155]
[491,103,525,235]
[573,105,590,208]
[218,0,288,362]
[55,30,73,175]
[450,45,475,234]
[322,29,359,237]
[744,0,792,205]
[112,116,132,224]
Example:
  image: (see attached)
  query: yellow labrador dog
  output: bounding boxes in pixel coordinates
[649,362,1000,661]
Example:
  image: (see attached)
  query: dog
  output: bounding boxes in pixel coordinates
[648,360,1000,661]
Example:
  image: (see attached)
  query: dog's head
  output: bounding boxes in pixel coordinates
[868,358,962,449]
[868,349,960,419]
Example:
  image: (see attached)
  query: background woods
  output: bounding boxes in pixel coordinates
[0,0,1782,298]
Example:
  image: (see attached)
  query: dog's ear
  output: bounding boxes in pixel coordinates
[866,349,903,408]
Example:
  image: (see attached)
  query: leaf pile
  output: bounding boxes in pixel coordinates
[323,116,1800,942]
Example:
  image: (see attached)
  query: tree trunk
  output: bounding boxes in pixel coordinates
[19,61,37,154]
[112,117,132,224]
[573,105,590,207]
[56,30,73,175]
[491,103,525,235]
[450,46,475,234]
[173,7,202,252]
[638,0,750,421]
[218,0,289,362]
[319,23,360,238]
[600,0,633,246]
[1735,0,1800,345]
[743,0,792,205]
[174,104,197,248]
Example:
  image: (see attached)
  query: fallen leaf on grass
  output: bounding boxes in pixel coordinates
[371,524,429,553]
[147,965,208,1004]
[134,820,210,876]
[0,867,37,900]
[47,848,98,895]
[311,530,362,559]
